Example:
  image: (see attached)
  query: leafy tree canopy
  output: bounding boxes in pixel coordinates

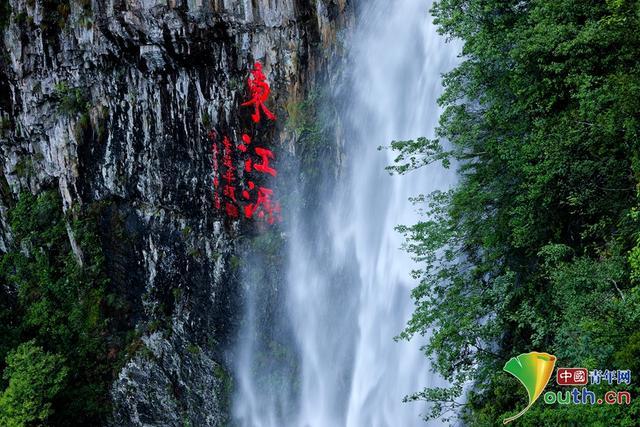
[0,341,68,427]
[0,190,130,425]
[391,0,640,424]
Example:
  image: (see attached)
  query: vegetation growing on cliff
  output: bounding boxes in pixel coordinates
[0,190,130,425]
[392,0,640,424]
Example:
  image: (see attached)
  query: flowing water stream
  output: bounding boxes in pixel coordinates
[233,1,459,425]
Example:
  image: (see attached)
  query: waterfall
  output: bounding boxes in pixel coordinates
[233,1,459,426]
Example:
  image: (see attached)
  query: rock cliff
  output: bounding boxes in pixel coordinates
[0,0,350,424]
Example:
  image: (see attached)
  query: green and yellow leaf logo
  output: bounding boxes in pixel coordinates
[503,351,556,424]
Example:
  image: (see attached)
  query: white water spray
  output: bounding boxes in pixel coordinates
[233,1,459,426]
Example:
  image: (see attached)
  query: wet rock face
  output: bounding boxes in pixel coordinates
[0,0,349,424]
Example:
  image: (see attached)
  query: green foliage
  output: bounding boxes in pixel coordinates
[286,92,322,138]
[0,117,10,131]
[54,82,89,116]
[384,137,451,174]
[392,0,640,424]
[41,0,70,31]
[13,158,34,178]
[77,0,91,14]
[0,190,129,425]
[186,344,200,355]
[96,105,109,141]
[213,362,233,414]
[286,90,335,195]
[0,0,10,30]
[201,111,211,129]
[0,341,68,427]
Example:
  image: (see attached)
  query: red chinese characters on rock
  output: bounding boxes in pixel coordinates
[209,61,282,225]
[241,62,276,124]
[244,185,281,225]
[209,130,221,210]
[253,147,277,177]
[221,135,239,219]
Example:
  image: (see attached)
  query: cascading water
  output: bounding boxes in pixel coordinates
[233,1,459,426]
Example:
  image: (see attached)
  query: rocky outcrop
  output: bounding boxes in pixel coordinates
[0,0,350,424]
